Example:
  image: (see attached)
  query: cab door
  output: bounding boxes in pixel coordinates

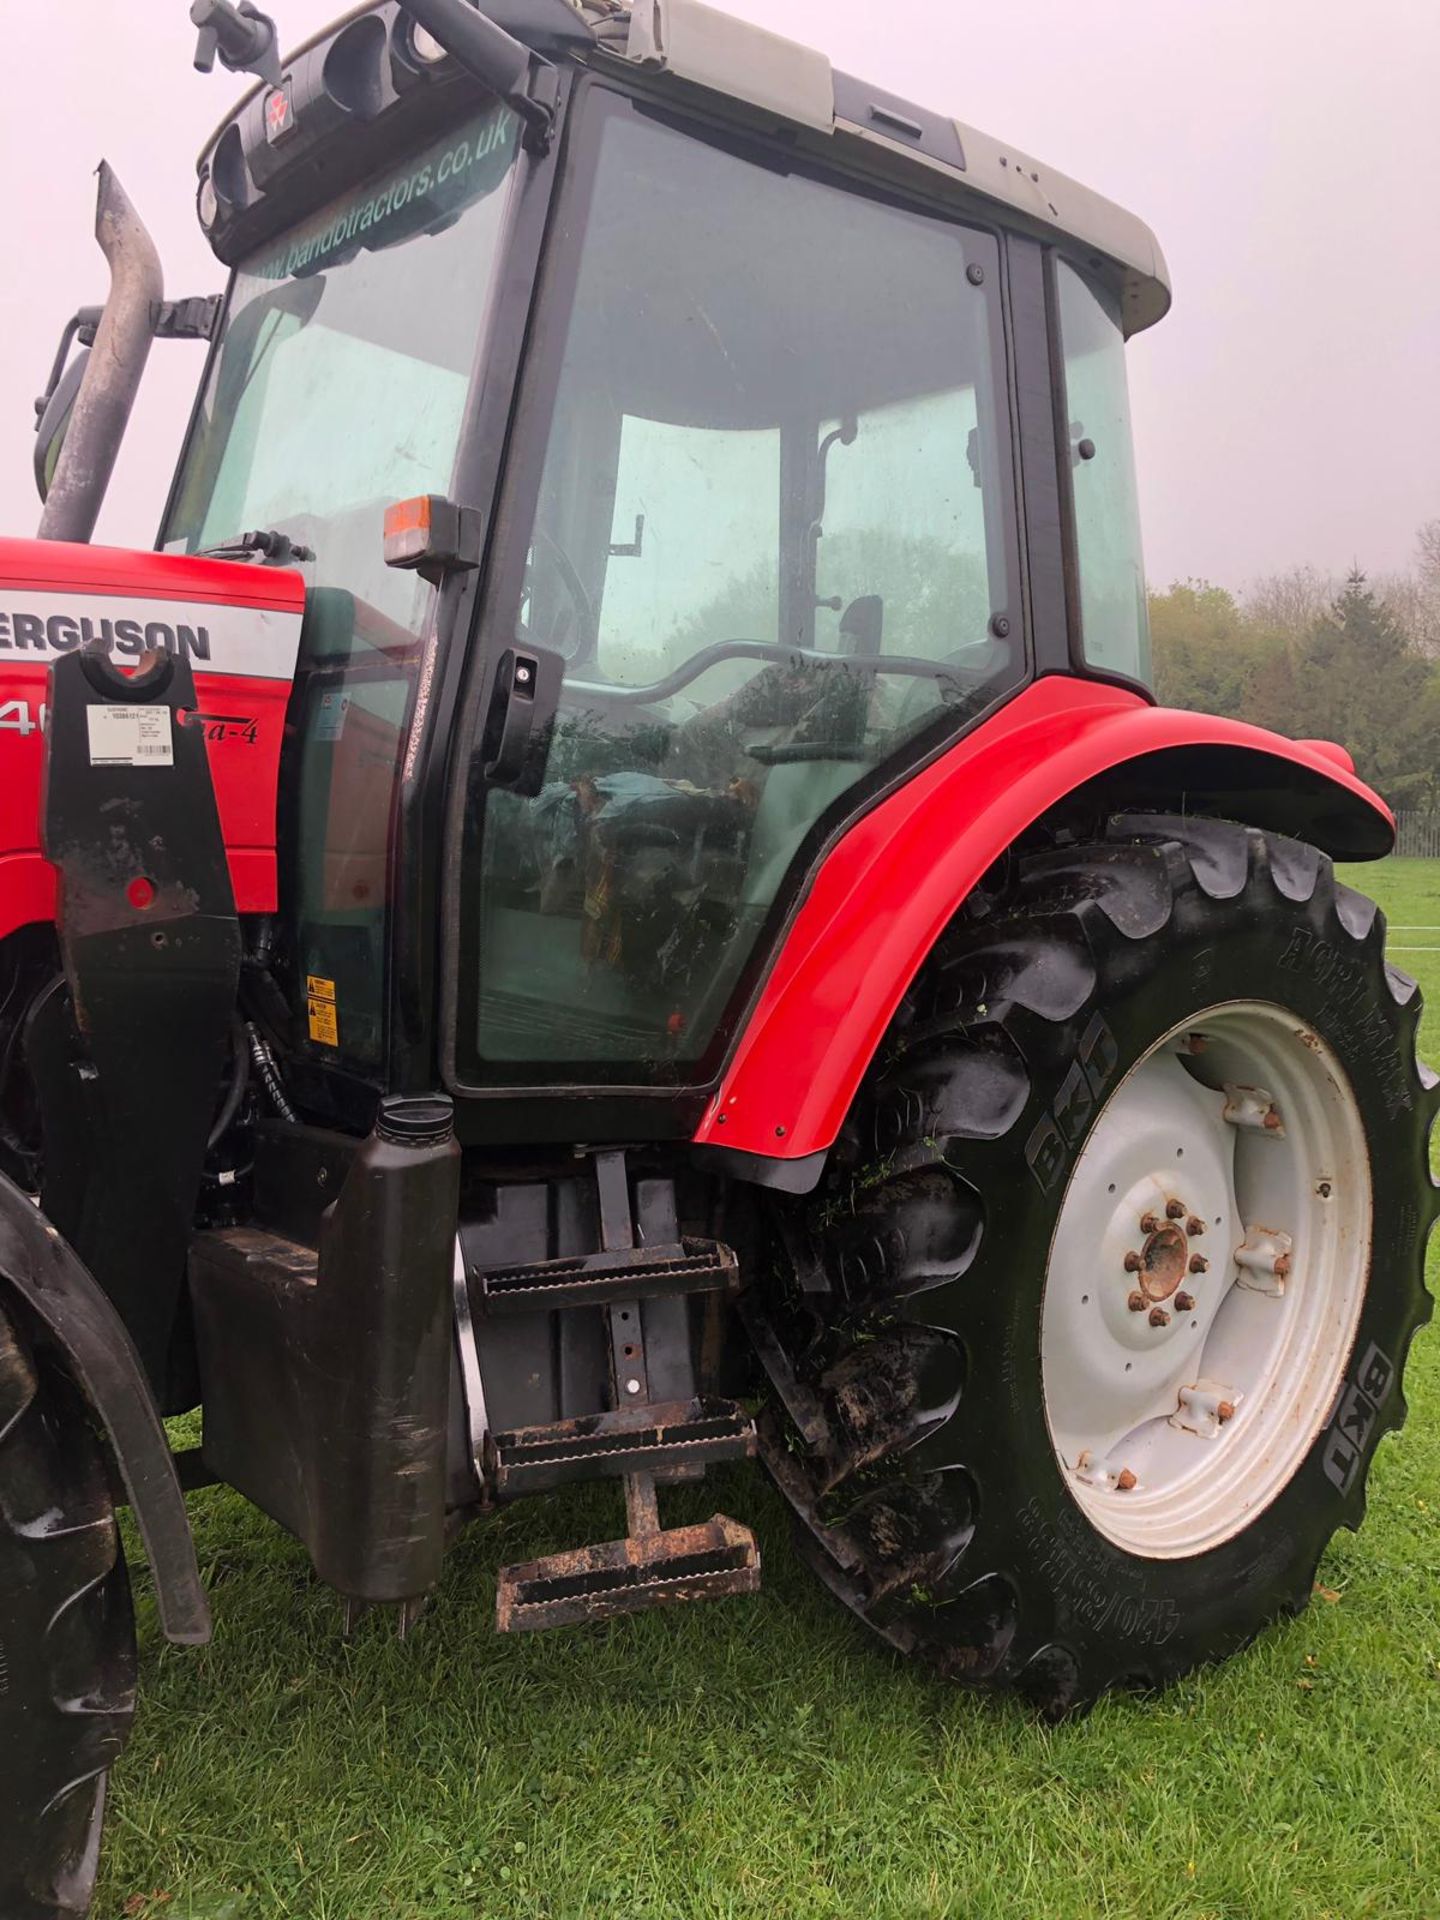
[447,85,1026,1101]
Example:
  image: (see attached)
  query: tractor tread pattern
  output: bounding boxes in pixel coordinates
[0,1304,136,1919]
[755,815,1438,1714]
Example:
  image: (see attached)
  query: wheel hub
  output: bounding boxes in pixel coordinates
[1041,1002,1371,1559]
[1135,1217,1187,1303]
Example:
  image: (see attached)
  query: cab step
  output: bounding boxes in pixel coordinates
[474,1237,737,1314]
[484,1396,755,1497]
[495,1476,759,1632]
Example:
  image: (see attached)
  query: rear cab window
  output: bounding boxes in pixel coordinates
[1054,258,1151,686]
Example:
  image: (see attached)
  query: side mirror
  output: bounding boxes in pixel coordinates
[34,348,90,504]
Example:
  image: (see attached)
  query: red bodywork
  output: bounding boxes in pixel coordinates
[0,545,1391,1163]
[695,677,1394,1165]
[0,539,305,943]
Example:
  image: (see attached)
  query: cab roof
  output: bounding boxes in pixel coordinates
[200,0,1170,334]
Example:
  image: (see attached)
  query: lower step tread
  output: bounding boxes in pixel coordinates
[496,1515,760,1631]
[486,1396,755,1495]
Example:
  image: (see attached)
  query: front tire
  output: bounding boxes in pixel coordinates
[0,1302,136,1918]
[756,816,1437,1712]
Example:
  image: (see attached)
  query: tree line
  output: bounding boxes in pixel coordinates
[1151,519,1440,810]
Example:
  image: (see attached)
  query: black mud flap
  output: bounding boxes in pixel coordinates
[37,645,241,1400]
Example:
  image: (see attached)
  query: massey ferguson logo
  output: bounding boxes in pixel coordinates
[0,607,211,662]
[0,589,302,685]
[265,84,294,142]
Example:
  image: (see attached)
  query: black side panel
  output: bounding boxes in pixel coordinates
[38,648,240,1400]
[457,1171,706,1438]
[191,1098,460,1603]
[0,1171,209,1645]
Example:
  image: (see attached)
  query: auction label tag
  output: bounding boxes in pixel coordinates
[86,704,174,768]
[307,974,339,1048]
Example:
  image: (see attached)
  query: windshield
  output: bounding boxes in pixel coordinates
[162,102,517,626]
[162,103,519,1070]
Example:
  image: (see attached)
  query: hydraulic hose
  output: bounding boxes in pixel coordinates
[245,1022,297,1125]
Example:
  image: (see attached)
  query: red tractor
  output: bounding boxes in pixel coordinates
[3,1,1432,1910]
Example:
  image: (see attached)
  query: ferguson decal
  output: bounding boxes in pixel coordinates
[0,592,302,681]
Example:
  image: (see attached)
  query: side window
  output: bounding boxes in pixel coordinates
[816,387,1002,669]
[595,419,781,692]
[1055,259,1151,684]
[458,99,1023,1084]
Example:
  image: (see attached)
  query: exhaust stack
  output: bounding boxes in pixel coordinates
[38,163,162,545]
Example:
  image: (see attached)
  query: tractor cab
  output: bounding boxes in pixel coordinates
[156,0,1159,1130]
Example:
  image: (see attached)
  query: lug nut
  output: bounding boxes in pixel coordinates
[1217,1401,1236,1423]
[1115,1469,1138,1491]
[1166,1199,1186,1220]
[1262,1107,1283,1132]
[1140,1213,1161,1235]
[1189,1253,1209,1274]
[1127,1290,1147,1313]
[1174,1291,1195,1313]
[1149,1306,1170,1329]
[1186,1216,1206,1237]
[1124,1250,1143,1272]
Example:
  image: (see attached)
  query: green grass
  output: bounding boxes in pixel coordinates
[100,861,1440,1920]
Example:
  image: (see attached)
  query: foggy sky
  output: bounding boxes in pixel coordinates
[2,0,1436,592]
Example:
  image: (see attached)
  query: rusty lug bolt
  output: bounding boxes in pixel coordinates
[1165,1199,1187,1220]
[1149,1306,1170,1329]
[1127,1290,1148,1313]
[1115,1469,1138,1491]
[1140,1213,1161,1235]
[1186,1216,1206,1237]
[1217,1401,1236,1423]
[1124,1250,1143,1272]
[1275,1254,1293,1279]
[1189,1253,1209,1274]
[1174,1291,1196,1313]
[1262,1107,1284,1132]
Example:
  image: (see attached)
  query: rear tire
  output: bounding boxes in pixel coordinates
[0,1302,136,1918]
[755,816,1437,1712]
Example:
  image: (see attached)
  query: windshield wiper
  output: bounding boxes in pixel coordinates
[201,527,313,565]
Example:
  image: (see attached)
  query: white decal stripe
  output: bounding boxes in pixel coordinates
[0,591,303,682]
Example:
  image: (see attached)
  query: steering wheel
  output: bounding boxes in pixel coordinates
[564,638,963,707]
[745,740,873,767]
[521,528,598,660]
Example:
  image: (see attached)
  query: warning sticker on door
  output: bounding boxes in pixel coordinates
[86,705,174,768]
[307,975,339,1048]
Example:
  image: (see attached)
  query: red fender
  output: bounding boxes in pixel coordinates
[694,677,1392,1165]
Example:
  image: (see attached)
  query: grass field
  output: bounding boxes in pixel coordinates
[99,860,1440,1920]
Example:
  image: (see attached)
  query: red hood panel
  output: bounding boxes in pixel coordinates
[0,538,306,940]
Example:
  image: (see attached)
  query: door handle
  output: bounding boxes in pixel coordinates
[480,645,562,796]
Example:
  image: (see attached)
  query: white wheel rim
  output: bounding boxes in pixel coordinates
[1040,1002,1371,1558]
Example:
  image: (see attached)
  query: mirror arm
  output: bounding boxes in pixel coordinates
[34,307,103,423]
[153,295,222,343]
[398,0,559,151]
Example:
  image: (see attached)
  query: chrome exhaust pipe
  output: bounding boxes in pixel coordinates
[38,162,162,545]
